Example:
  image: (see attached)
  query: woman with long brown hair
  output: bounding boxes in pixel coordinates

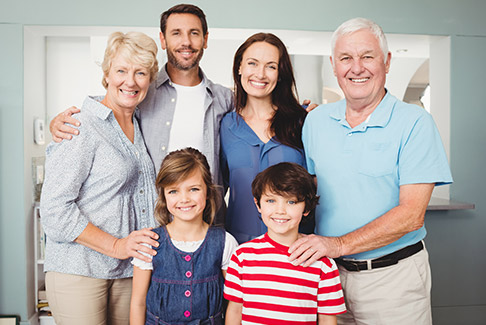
[221,33,312,244]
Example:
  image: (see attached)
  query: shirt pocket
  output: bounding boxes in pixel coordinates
[358,141,397,177]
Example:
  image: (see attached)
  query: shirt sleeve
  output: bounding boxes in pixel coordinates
[302,116,316,175]
[220,116,231,193]
[222,232,239,270]
[131,243,153,270]
[398,112,453,186]
[317,258,346,315]
[223,249,244,303]
[40,120,93,243]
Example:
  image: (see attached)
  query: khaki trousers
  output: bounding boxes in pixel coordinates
[337,246,432,325]
[46,272,132,325]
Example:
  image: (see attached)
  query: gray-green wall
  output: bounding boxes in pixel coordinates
[1,1,485,324]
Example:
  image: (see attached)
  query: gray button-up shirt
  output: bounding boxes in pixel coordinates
[40,96,157,279]
[137,65,234,187]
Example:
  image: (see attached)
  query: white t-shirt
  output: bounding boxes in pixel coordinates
[132,231,238,271]
[167,82,206,152]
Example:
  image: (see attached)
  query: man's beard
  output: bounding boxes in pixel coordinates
[167,46,204,71]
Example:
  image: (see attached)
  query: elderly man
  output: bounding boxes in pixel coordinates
[289,18,452,324]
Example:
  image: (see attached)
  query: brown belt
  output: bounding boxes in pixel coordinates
[335,241,424,272]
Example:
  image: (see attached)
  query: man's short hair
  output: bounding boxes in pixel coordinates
[331,17,389,64]
[252,162,319,221]
[160,4,208,36]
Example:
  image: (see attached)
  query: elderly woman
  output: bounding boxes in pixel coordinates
[40,32,160,325]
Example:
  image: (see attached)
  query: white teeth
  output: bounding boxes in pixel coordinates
[351,78,369,83]
[179,207,192,211]
[250,81,266,87]
[121,90,137,95]
[272,218,288,224]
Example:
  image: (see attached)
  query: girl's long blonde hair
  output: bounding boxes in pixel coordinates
[154,148,220,226]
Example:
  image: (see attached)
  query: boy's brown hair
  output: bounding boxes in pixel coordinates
[251,162,319,222]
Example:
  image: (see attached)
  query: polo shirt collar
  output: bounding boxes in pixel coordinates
[329,90,396,129]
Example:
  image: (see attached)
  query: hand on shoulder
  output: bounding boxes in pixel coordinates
[50,106,81,142]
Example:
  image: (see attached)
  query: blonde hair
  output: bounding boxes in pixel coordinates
[101,31,159,89]
[154,148,220,226]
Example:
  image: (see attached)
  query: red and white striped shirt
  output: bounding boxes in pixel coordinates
[224,234,346,324]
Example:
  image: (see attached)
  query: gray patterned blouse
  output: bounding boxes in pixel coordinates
[40,96,157,279]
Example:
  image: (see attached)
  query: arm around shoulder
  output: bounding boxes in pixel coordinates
[49,106,82,142]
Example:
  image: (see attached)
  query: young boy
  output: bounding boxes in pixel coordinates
[224,162,346,324]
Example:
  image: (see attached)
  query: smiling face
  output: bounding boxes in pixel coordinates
[160,13,208,71]
[239,41,279,102]
[103,52,151,112]
[255,190,309,244]
[164,169,207,225]
[331,28,391,109]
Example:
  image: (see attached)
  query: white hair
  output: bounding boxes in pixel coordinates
[331,17,389,64]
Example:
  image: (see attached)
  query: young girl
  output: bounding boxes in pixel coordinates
[130,148,238,325]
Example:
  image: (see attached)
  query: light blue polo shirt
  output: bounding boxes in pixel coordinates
[303,92,453,260]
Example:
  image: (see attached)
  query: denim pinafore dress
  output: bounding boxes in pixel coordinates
[146,226,225,325]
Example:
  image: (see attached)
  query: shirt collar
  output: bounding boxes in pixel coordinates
[84,96,114,120]
[227,113,281,150]
[329,90,396,129]
[155,63,214,95]
[228,113,260,146]
[264,233,291,255]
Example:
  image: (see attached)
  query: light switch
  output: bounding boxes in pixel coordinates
[34,118,45,145]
